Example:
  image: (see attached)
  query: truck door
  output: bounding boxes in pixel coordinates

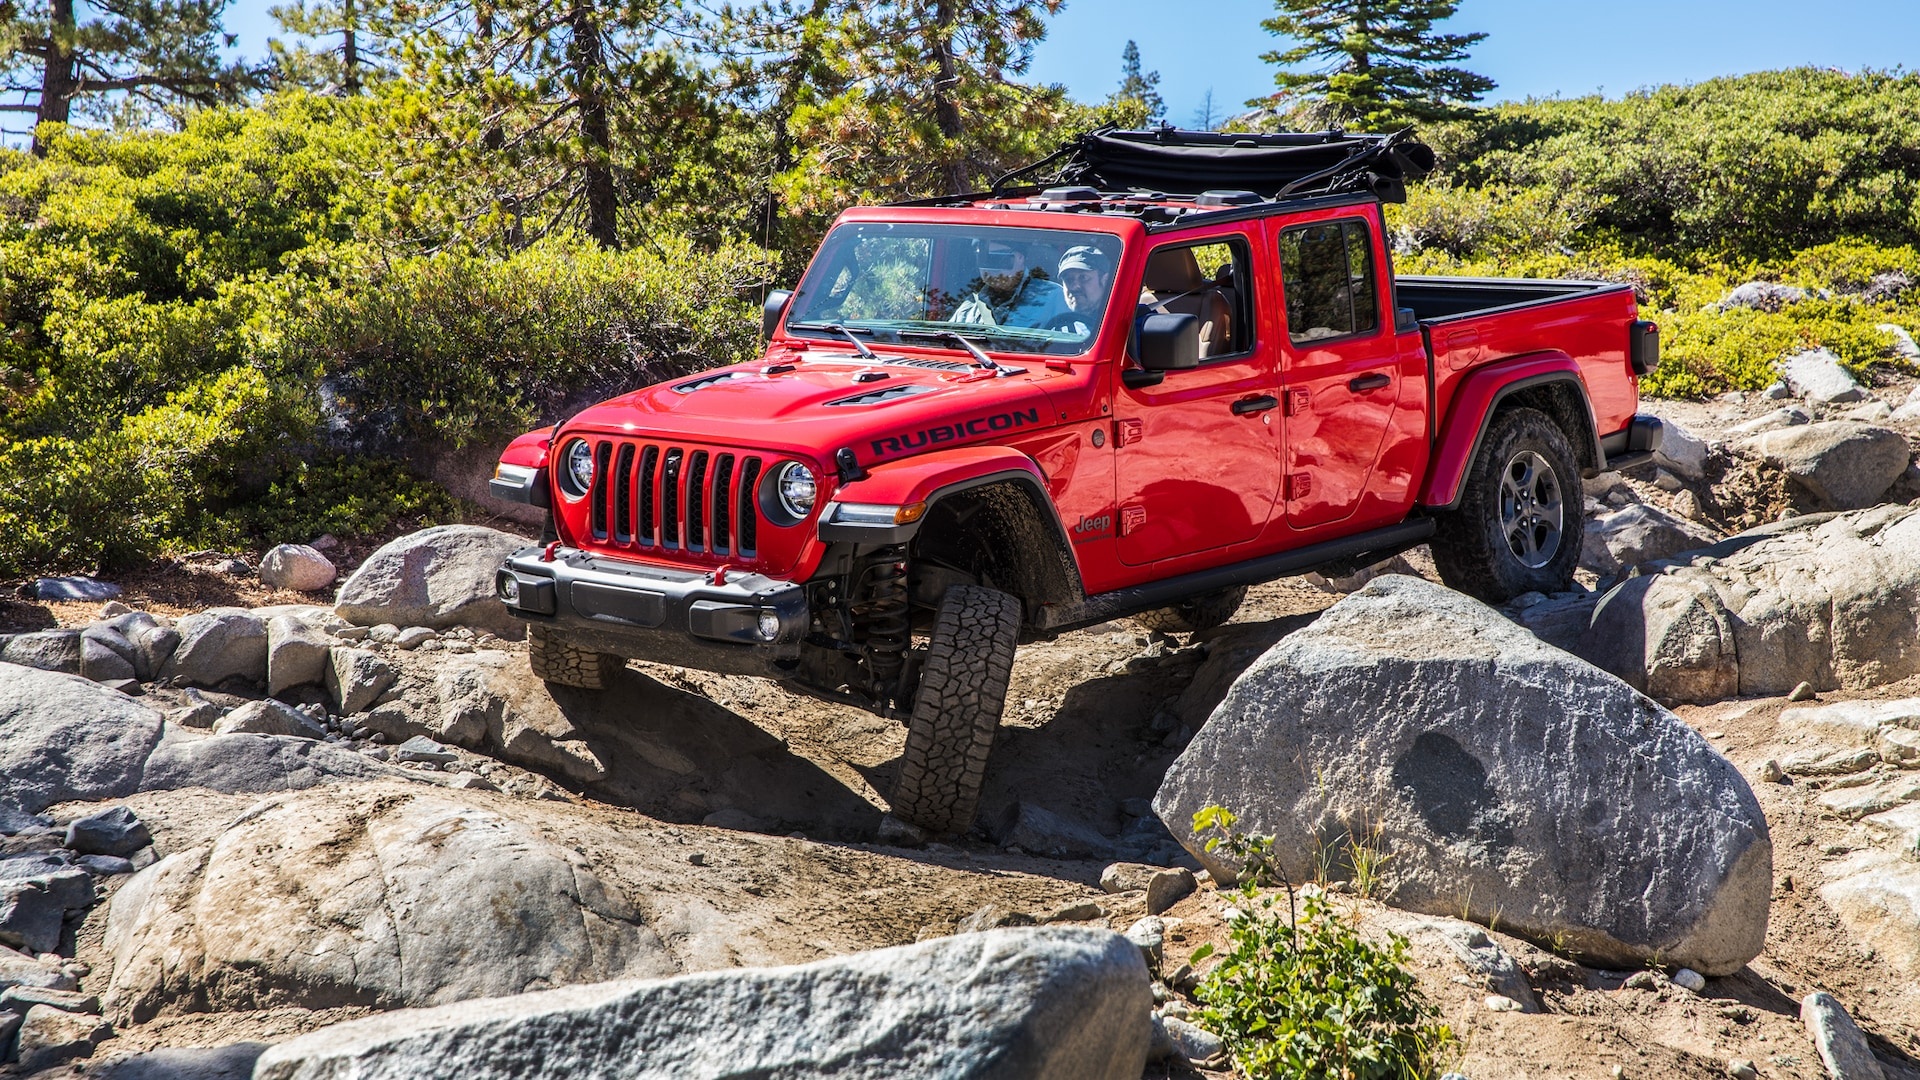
[1274,214,1401,530]
[1112,232,1282,566]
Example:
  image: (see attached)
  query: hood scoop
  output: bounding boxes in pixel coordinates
[672,371,750,394]
[826,383,939,407]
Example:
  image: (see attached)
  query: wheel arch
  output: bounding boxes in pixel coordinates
[820,447,1085,630]
[1420,356,1602,512]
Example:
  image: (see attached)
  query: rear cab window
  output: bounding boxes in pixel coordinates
[1278,219,1381,343]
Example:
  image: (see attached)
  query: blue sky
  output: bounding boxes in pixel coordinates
[1026,0,1920,125]
[215,0,1920,125]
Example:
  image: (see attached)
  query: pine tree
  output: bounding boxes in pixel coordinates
[1113,38,1161,123]
[398,0,719,249]
[0,0,254,153]
[1253,0,1493,130]
[1191,87,1218,131]
[267,0,408,94]
[772,0,1067,206]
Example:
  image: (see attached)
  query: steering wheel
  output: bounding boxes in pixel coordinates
[1036,311,1092,334]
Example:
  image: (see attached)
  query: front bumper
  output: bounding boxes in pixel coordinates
[497,547,809,678]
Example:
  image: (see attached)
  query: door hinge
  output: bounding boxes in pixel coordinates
[1285,473,1313,501]
[1114,418,1144,447]
[1283,388,1311,416]
[1120,505,1148,536]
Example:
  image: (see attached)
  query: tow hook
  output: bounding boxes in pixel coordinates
[541,541,563,563]
[711,564,731,586]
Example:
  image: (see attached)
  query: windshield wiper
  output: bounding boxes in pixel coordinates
[789,321,876,358]
[896,329,1006,373]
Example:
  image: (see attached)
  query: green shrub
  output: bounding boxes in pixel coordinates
[1651,302,1900,398]
[214,454,467,548]
[0,367,312,574]
[1427,68,1920,263]
[281,235,774,449]
[1187,807,1453,1080]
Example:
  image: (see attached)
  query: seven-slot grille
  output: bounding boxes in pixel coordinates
[583,438,764,560]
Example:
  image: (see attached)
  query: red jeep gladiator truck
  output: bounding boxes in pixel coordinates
[488,128,1663,834]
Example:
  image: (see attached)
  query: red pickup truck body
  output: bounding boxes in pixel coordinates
[487,128,1662,832]
[494,199,1654,619]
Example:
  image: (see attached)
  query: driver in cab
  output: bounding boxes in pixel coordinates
[951,240,1068,329]
[1054,245,1112,335]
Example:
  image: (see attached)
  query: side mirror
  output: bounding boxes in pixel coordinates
[1137,313,1201,371]
[762,290,793,339]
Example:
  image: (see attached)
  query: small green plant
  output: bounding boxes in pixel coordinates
[1345,821,1395,901]
[1188,807,1454,1080]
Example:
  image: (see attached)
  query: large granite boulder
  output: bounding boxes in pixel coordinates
[136,729,414,800]
[1579,506,1920,700]
[265,616,332,696]
[104,789,672,1022]
[1780,347,1866,404]
[1579,503,1716,576]
[157,609,268,689]
[1154,575,1771,976]
[259,544,337,592]
[253,927,1150,1080]
[1739,421,1910,510]
[0,630,82,675]
[333,525,531,638]
[0,664,164,813]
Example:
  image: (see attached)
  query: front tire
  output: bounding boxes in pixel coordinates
[890,585,1021,836]
[1431,407,1585,603]
[527,625,624,690]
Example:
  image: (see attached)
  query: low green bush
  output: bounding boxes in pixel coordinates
[1187,807,1454,1080]
[280,236,774,450]
[0,367,311,575]
[213,454,468,550]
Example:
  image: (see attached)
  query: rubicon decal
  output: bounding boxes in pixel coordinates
[869,408,1042,456]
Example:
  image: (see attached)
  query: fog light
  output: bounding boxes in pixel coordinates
[497,572,521,605]
[756,611,781,641]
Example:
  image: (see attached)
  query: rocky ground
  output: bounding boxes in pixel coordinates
[9,352,1920,1078]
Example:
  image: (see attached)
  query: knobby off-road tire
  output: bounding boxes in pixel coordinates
[891,584,1022,836]
[1431,406,1586,603]
[527,625,624,690]
[1133,585,1248,634]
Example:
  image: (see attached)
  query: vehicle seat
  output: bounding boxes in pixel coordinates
[1141,248,1233,357]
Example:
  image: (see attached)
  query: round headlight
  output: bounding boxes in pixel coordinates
[559,439,595,499]
[774,461,817,519]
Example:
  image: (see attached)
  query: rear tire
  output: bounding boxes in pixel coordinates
[890,585,1021,836]
[1431,407,1585,603]
[1133,585,1247,634]
[527,625,624,690]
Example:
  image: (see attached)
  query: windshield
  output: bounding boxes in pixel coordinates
[784,222,1122,356]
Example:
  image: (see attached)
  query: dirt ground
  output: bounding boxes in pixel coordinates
[18,386,1920,1077]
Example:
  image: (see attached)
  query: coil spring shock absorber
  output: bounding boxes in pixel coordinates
[849,545,909,703]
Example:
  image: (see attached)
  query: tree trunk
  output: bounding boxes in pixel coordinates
[32,0,78,155]
[341,0,361,95]
[931,0,967,193]
[567,2,618,248]
[757,0,834,244]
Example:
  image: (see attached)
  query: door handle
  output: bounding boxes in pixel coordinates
[1348,373,1392,393]
[1231,394,1279,415]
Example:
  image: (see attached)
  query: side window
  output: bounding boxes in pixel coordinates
[1278,219,1380,343]
[1137,237,1256,361]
